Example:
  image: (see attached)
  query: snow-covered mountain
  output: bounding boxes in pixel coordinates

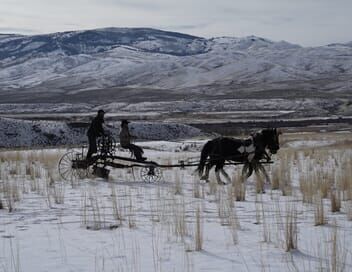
[0,27,351,101]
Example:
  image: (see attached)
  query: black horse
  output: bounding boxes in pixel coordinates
[197,128,280,185]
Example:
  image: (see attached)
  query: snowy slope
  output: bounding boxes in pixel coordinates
[0,117,203,148]
[0,28,351,93]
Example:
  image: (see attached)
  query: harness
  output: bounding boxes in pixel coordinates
[237,137,256,162]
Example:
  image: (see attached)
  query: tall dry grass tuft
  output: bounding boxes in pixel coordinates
[255,196,261,225]
[90,193,103,230]
[3,178,21,213]
[128,192,136,229]
[110,184,123,225]
[327,221,348,272]
[336,157,352,201]
[330,190,341,213]
[52,181,65,205]
[195,206,203,251]
[192,176,202,199]
[232,171,246,201]
[208,178,218,196]
[317,170,333,199]
[255,173,265,194]
[299,171,315,204]
[284,204,298,252]
[151,223,162,272]
[172,197,188,241]
[314,193,326,226]
[174,171,183,195]
[80,191,88,227]
[277,153,292,196]
[347,201,352,221]
[261,200,270,243]
[271,164,280,190]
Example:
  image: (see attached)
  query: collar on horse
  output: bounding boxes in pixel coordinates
[238,136,256,161]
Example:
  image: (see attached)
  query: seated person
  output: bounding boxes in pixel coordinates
[119,120,146,161]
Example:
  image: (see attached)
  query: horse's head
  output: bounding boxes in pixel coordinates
[261,128,280,154]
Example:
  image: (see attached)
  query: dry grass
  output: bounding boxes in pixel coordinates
[314,193,326,226]
[331,190,342,213]
[232,171,246,201]
[194,206,203,251]
[347,201,352,221]
[0,132,352,270]
[284,204,298,252]
[172,196,188,241]
[273,152,292,196]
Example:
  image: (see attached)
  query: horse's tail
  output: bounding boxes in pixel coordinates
[197,140,213,177]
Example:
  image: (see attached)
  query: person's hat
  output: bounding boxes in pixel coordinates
[97,109,105,114]
[121,119,130,125]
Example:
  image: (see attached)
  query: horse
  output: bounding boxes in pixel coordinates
[197,128,280,185]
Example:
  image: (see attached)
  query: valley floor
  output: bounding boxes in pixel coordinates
[0,132,352,271]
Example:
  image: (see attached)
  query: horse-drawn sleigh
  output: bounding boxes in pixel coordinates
[58,128,280,184]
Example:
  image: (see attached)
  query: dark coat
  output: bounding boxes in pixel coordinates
[119,126,131,147]
[87,116,105,137]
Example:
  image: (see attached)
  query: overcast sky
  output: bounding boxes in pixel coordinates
[1,0,351,46]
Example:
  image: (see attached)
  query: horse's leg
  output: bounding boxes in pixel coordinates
[220,168,231,184]
[215,162,226,185]
[215,170,225,185]
[257,163,270,184]
[241,163,248,178]
[242,163,253,179]
[201,162,213,182]
[253,163,269,193]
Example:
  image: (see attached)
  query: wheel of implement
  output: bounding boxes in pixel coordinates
[140,165,162,183]
[58,151,89,181]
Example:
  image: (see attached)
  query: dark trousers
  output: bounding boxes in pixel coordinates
[86,135,97,159]
[122,143,144,160]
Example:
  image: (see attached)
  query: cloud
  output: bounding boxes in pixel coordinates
[96,0,168,10]
[0,27,38,35]
[0,0,351,46]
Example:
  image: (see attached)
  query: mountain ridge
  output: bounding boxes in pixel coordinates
[0,27,351,101]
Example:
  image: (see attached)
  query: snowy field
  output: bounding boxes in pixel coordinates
[0,132,352,271]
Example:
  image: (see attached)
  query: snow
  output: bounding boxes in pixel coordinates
[0,28,351,92]
[0,117,203,148]
[287,140,336,148]
[0,132,352,271]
